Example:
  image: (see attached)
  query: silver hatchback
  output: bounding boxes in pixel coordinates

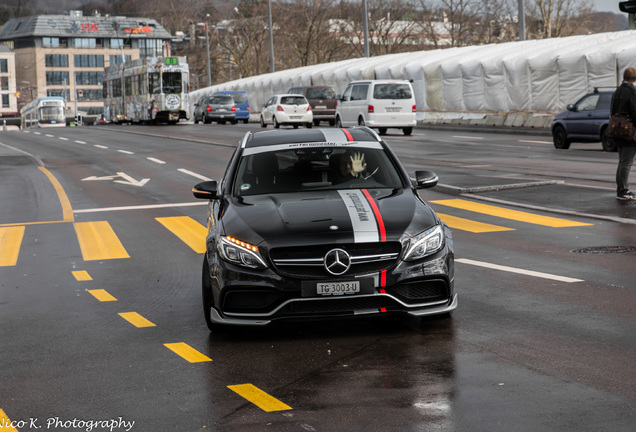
[194,95,237,125]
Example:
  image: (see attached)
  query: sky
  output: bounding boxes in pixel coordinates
[592,0,622,13]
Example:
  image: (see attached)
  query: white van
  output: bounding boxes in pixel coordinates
[335,80,416,135]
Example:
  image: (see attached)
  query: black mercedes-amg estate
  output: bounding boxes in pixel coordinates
[192,127,456,331]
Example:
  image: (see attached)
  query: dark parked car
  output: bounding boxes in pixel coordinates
[288,86,337,126]
[192,127,456,331]
[194,94,237,125]
[214,90,250,123]
[551,88,616,151]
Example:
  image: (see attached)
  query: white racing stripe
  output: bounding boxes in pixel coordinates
[338,189,379,243]
[456,258,583,283]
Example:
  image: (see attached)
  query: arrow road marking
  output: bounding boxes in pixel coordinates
[81,172,149,187]
[114,172,149,187]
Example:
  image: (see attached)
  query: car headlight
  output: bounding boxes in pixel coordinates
[218,236,268,269]
[403,225,444,261]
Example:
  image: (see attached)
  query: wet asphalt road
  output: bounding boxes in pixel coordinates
[0,123,634,432]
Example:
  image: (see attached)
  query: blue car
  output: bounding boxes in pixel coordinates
[213,90,250,124]
[551,88,616,152]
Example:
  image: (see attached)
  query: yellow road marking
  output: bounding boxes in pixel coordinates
[74,221,130,260]
[164,342,212,363]
[436,213,514,233]
[156,216,207,253]
[88,289,117,302]
[118,312,156,328]
[39,166,74,222]
[228,384,292,412]
[0,226,25,266]
[431,199,592,227]
[0,409,19,432]
[72,270,92,281]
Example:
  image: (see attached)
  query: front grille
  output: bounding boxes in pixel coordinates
[388,279,449,304]
[270,242,402,279]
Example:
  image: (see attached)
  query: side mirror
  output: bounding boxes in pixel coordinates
[414,170,438,189]
[566,104,575,112]
[192,180,219,200]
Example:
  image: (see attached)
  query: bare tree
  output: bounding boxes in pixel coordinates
[527,0,594,38]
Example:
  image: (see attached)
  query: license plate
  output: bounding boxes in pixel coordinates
[316,105,327,109]
[218,108,226,112]
[386,107,401,112]
[317,281,360,295]
[290,116,301,119]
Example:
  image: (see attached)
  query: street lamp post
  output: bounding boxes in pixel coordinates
[198,17,212,87]
[267,0,275,73]
[362,0,369,57]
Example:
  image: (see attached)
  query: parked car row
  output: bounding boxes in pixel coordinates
[194,80,418,136]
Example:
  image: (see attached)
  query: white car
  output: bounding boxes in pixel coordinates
[335,80,417,135]
[260,94,313,129]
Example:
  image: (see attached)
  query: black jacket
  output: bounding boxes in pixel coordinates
[610,82,636,123]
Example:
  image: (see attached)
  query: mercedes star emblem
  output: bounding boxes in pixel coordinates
[324,248,351,275]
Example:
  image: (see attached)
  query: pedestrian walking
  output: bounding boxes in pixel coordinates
[610,67,636,200]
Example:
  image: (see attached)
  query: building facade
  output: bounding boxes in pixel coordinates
[0,45,18,119]
[0,10,174,118]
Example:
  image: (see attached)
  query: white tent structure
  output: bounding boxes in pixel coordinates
[190,31,636,127]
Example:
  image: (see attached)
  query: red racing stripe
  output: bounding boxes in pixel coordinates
[341,128,354,141]
[361,189,386,242]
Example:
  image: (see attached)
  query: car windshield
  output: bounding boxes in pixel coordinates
[233,145,404,196]
[230,93,247,103]
[210,96,232,104]
[305,87,335,99]
[280,96,307,105]
[373,84,412,99]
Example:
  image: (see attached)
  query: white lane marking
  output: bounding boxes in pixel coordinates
[452,136,484,140]
[117,149,134,154]
[59,137,69,141]
[74,202,207,213]
[95,144,108,149]
[456,258,583,283]
[178,168,213,181]
[518,140,551,144]
[33,131,40,135]
[45,134,54,137]
[75,140,87,144]
[147,157,166,164]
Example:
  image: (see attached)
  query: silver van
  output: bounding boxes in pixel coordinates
[335,80,416,135]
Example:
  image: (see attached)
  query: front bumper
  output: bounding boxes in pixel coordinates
[207,293,457,326]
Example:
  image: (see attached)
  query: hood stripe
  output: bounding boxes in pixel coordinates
[338,189,379,243]
[362,189,386,242]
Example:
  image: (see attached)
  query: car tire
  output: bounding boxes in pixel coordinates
[336,116,343,128]
[306,122,313,129]
[313,120,320,126]
[601,127,618,152]
[552,125,570,149]
[329,119,336,126]
[274,116,280,129]
[243,119,249,124]
[379,127,387,135]
[260,116,267,128]
[204,117,211,124]
[231,120,237,125]
[358,116,365,126]
[403,127,413,136]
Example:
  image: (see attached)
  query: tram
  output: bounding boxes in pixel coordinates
[103,56,190,124]
[20,97,66,128]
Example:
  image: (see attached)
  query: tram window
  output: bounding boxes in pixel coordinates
[162,72,182,94]
[149,73,160,94]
